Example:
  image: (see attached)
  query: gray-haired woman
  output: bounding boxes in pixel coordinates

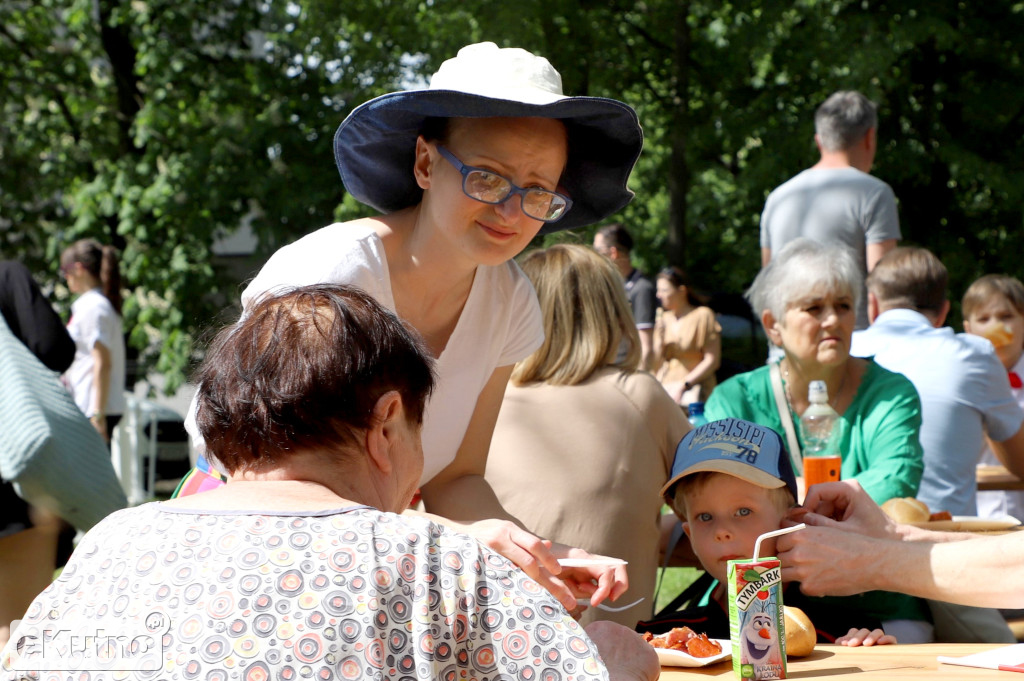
[705,238,932,642]
[707,238,923,502]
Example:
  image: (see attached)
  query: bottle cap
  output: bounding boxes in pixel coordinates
[808,380,828,404]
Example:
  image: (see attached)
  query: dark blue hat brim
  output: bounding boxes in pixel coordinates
[333,90,644,234]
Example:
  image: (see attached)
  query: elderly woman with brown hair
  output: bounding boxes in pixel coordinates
[487,245,692,628]
[2,284,658,681]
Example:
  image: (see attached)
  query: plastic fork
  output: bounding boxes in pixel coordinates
[577,596,646,613]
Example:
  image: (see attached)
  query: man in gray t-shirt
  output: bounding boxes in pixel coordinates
[760,90,901,329]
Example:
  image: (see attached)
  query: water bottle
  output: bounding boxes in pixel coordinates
[800,381,841,493]
[687,401,708,428]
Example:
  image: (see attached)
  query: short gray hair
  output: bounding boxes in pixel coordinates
[814,91,877,151]
[747,238,863,321]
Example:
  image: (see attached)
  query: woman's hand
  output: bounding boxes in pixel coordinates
[835,627,897,647]
[662,380,686,405]
[458,520,629,612]
[551,543,630,608]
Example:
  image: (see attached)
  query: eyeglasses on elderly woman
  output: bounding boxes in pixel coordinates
[435,145,573,223]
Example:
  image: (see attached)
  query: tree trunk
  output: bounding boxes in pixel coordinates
[94,0,140,252]
[667,0,690,267]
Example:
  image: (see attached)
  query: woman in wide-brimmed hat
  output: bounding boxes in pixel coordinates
[183,42,644,612]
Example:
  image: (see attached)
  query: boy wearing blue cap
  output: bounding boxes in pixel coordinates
[638,418,898,646]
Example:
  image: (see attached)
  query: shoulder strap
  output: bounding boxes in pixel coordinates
[769,361,803,476]
[654,570,717,618]
[653,520,686,608]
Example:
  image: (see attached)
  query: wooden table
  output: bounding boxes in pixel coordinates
[978,465,1024,492]
[659,644,1020,679]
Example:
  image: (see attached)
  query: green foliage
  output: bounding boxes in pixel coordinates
[3,0,1023,392]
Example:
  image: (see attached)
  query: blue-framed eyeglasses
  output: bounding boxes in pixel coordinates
[435,145,572,223]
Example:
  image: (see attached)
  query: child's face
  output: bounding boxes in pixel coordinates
[680,474,787,584]
[964,294,1024,370]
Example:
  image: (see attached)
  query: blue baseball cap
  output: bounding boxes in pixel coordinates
[661,418,799,502]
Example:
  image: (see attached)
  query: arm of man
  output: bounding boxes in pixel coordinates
[988,422,1024,480]
[866,239,897,271]
[781,480,1024,608]
[782,521,1024,608]
[637,327,655,372]
[631,277,657,371]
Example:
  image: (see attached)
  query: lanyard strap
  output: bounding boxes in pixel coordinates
[769,361,803,476]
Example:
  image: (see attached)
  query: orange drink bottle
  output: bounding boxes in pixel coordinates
[803,454,841,492]
[728,557,786,680]
[800,380,841,498]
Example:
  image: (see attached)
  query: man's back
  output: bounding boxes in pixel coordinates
[761,167,900,328]
[851,308,1023,515]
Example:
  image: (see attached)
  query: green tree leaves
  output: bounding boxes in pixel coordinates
[3,0,1023,392]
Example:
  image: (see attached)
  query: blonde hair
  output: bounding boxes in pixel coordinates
[963,274,1024,320]
[671,471,796,521]
[512,244,641,386]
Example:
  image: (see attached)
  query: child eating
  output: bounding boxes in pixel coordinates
[963,274,1024,521]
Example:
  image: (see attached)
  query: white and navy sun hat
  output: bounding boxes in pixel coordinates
[333,42,644,234]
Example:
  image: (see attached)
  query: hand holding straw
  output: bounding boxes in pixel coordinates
[753,523,806,561]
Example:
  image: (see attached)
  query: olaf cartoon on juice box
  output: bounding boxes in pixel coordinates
[729,555,786,679]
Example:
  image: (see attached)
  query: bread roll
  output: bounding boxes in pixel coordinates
[783,606,815,657]
[881,497,930,523]
[983,324,1015,349]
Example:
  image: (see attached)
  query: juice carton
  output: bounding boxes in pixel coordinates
[727,557,786,680]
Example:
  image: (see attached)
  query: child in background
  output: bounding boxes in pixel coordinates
[963,275,1024,521]
[637,417,899,646]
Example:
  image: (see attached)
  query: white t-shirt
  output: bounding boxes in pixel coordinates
[977,352,1024,521]
[193,222,544,485]
[63,288,126,417]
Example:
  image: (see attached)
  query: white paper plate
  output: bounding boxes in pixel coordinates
[908,515,1021,532]
[653,639,731,667]
[556,558,627,567]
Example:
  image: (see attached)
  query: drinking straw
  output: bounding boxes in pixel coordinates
[753,523,806,561]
